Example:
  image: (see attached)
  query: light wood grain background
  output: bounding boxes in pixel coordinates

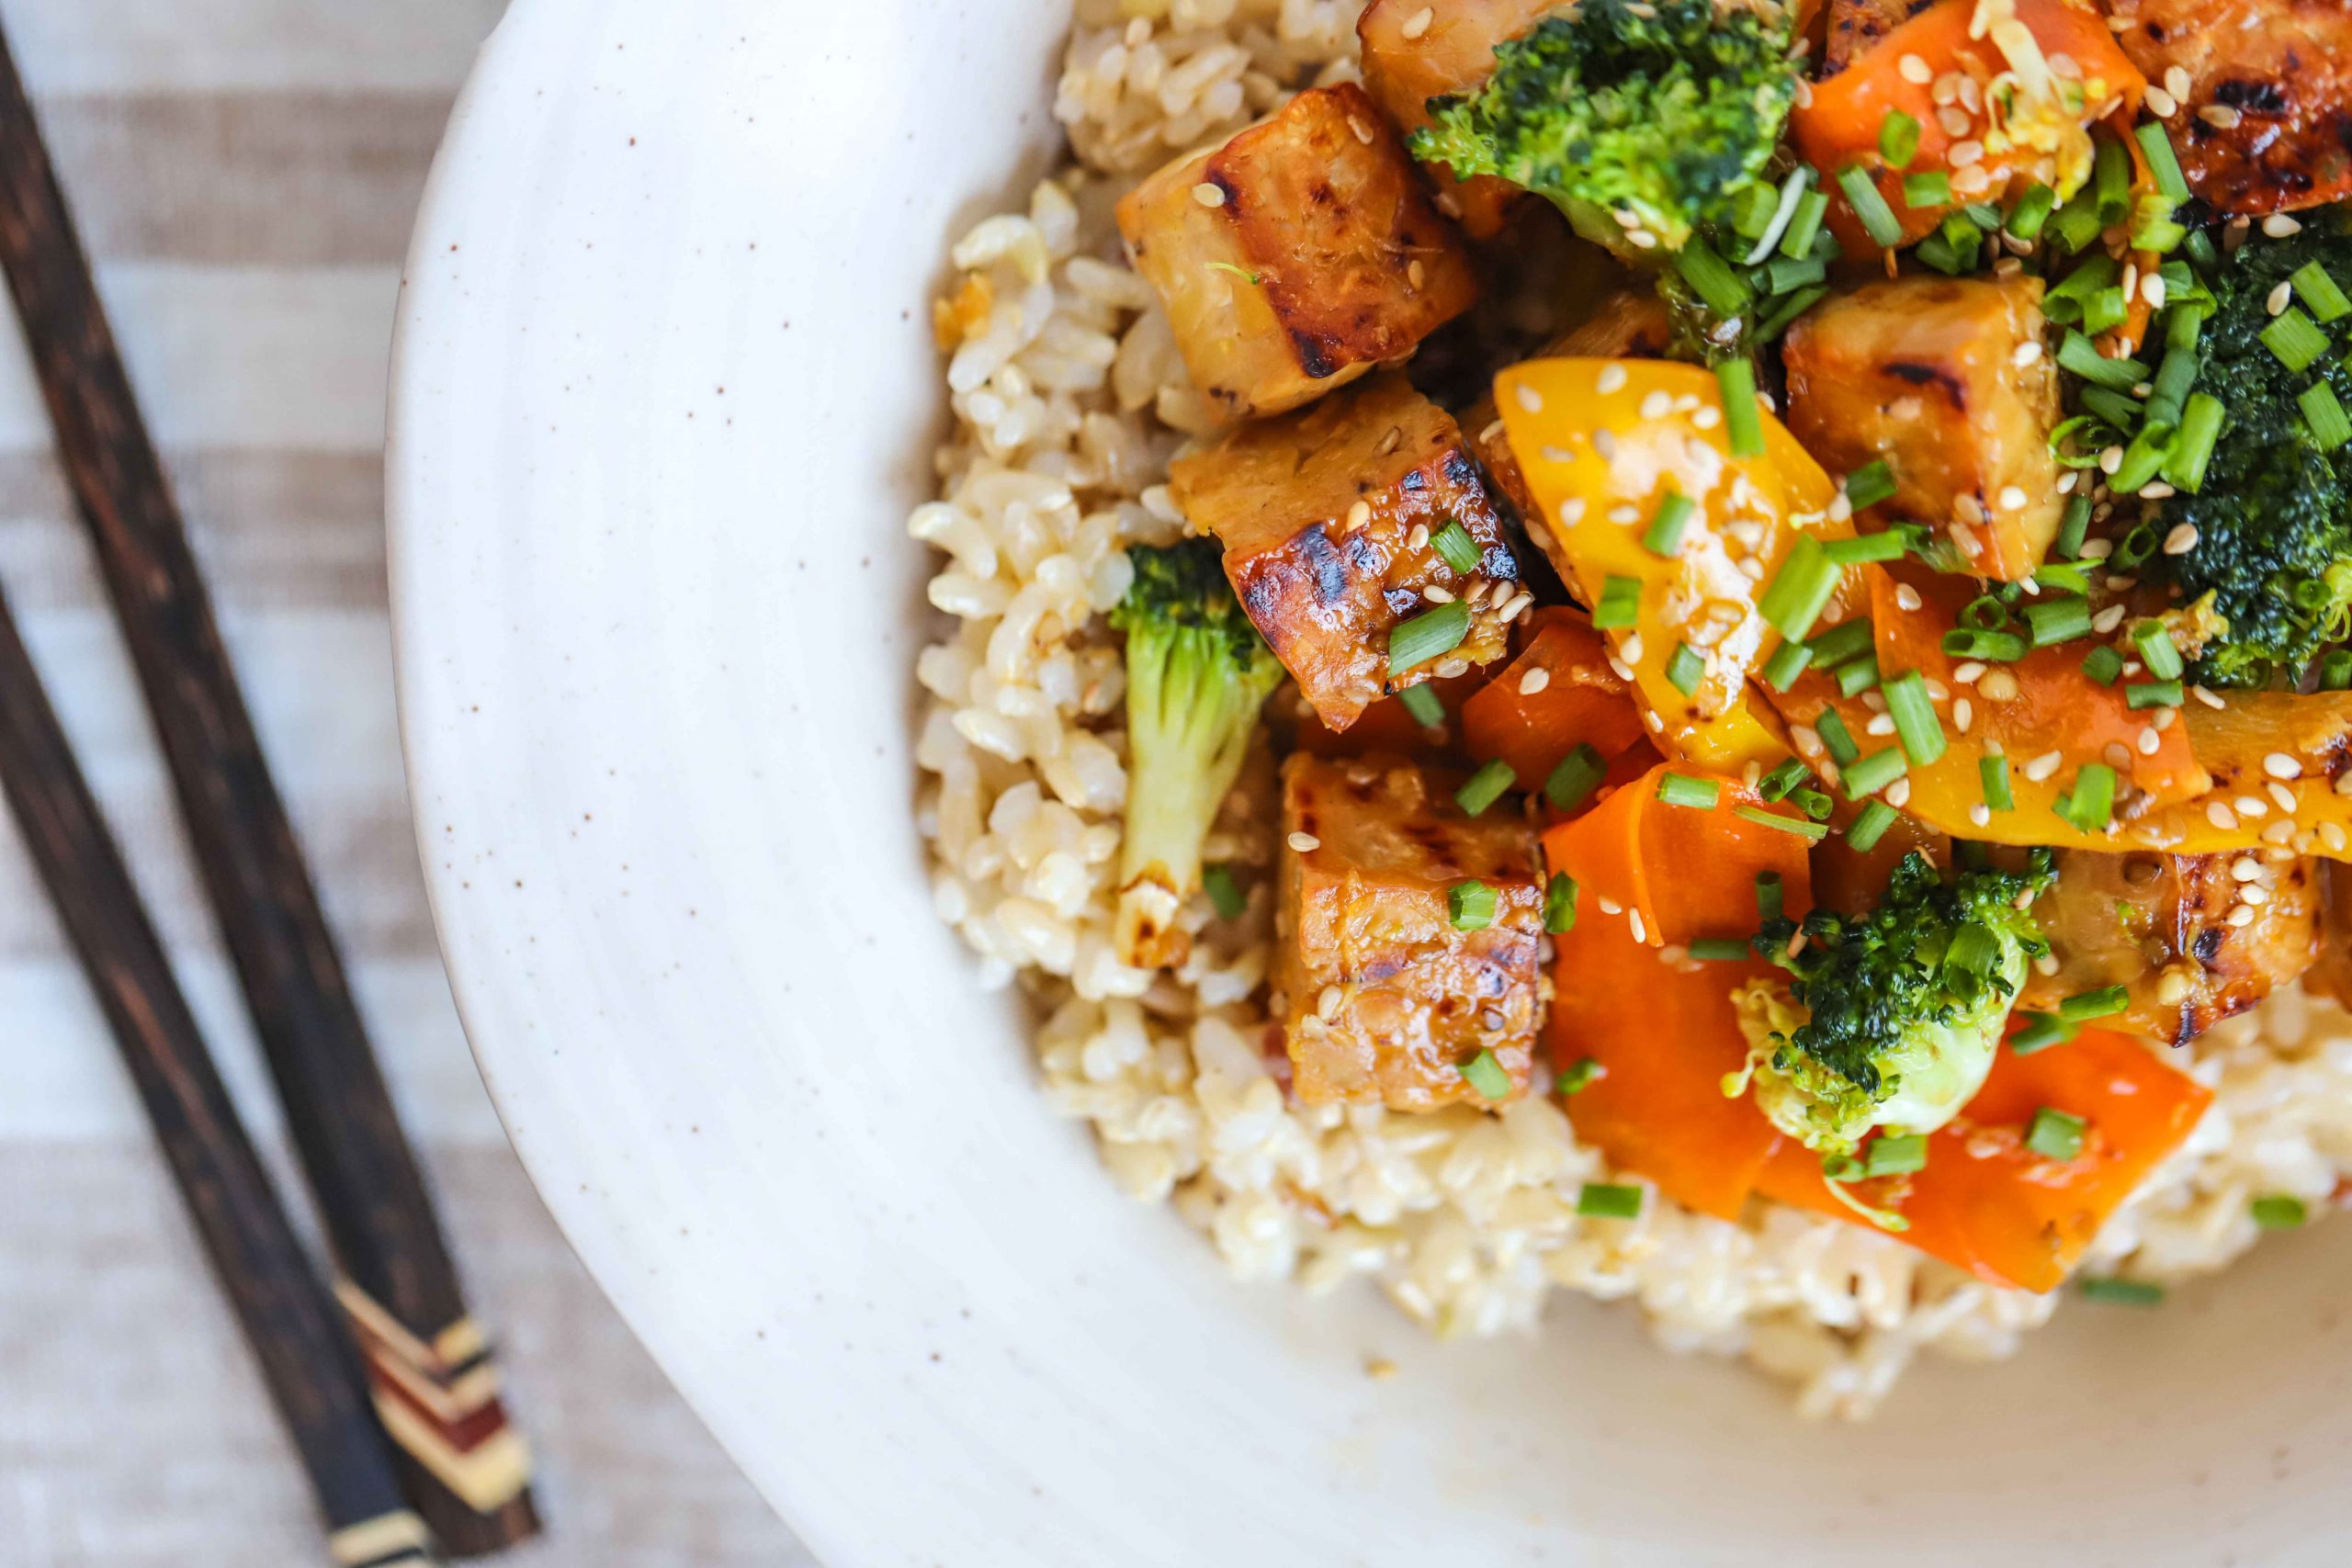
[0,3,813,1562]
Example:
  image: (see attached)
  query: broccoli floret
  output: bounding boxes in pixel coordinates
[1408,0,1799,261]
[2150,225,2352,687]
[1736,851,2054,1156]
[1108,538,1282,969]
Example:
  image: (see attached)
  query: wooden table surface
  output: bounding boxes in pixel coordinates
[0,3,812,1562]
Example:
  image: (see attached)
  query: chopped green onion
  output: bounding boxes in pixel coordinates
[1837,164,1904,248]
[2132,206,2188,255]
[1592,574,1642,629]
[2183,228,2221,272]
[1913,226,1972,276]
[1756,285,1830,344]
[1902,169,1951,209]
[1807,616,1875,668]
[1941,627,2030,662]
[1762,638,1813,692]
[1841,748,1908,800]
[2252,1195,2309,1230]
[1643,491,1696,557]
[2165,297,2208,355]
[1878,107,1921,167]
[1734,805,1828,841]
[1767,252,1828,294]
[1577,1181,1645,1219]
[1844,798,1899,852]
[2111,420,2176,496]
[1390,601,1470,673]
[1455,759,1517,817]
[1781,189,1831,260]
[2034,561,2093,597]
[1825,532,1908,565]
[2161,391,2226,493]
[1544,744,1608,812]
[2094,135,2132,224]
[1792,786,1834,822]
[1430,519,1482,574]
[1675,241,1753,316]
[1741,167,1815,263]
[1205,261,1262,286]
[1883,671,1947,765]
[2262,307,2330,373]
[1836,655,1882,696]
[2145,346,2199,427]
[2084,285,2129,335]
[2026,1106,2087,1161]
[2080,384,2143,432]
[2007,182,2055,240]
[1397,682,1446,728]
[1758,537,1839,639]
[2048,186,2105,256]
[1961,594,2010,631]
[2134,123,2189,201]
[2023,596,2093,648]
[1555,1057,1601,1095]
[1944,920,2002,983]
[2059,986,2130,1022]
[1980,753,2015,812]
[1544,871,1578,933]
[2054,494,2092,558]
[1756,871,1785,923]
[2301,380,2352,451]
[1758,758,1812,801]
[2079,1276,2164,1306]
[1657,772,1721,809]
[2127,679,2183,710]
[2011,1012,2078,1055]
[1715,358,1765,458]
[1844,459,1898,512]
[1731,182,1781,241]
[1448,878,1497,931]
[1203,863,1247,919]
[1690,936,1755,961]
[2292,260,2352,323]
[1461,1048,1512,1100]
[2058,330,2146,391]
[2132,620,2185,680]
[2081,644,2125,685]
[1815,709,1861,767]
[2058,762,2118,833]
[2321,650,2352,691]
[1866,1134,1928,1178]
[1665,641,1705,695]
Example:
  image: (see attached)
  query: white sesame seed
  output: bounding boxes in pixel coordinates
[1406,257,1425,289]
[2265,819,2299,847]
[1477,419,1503,446]
[1886,778,1912,807]
[1979,668,2020,703]
[2153,705,2177,731]
[1516,383,1544,413]
[1622,632,1645,663]
[2233,855,2264,883]
[2138,725,2162,756]
[2267,280,2294,317]
[1898,51,1932,83]
[2141,482,2177,502]
[1950,139,1985,167]
[1691,405,1722,431]
[2165,66,2192,100]
[2081,538,2114,560]
[1639,390,1672,421]
[1607,653,1634,681]
[2024,750,2064,783]
[2264,213,2303,239]
[1597,365,1628,395]
[1792,725,1822,757]
[1317,985,1343,1021]
[1401,5,1435,39]
[1951,519,1984,558]
[1894,583,1923,613]
[2200,103,2243,130]
[2099,445,2125,475]
[2155,968,2193,1006]
[2243,884,2271,908]
[1422,585,1453,604]
[2207,799,2241,832]
[1608,503,1641,525]
[1598,897,1623,915]
[2324,821,2348,852]
[1957,74,1981,113]
[2144,85,2178,118]
[1863,691,1888,714]
[1933,72,1962,105]
[2143,274,2167,310]
[1519,667,1552,697]
[1288,831,1321,852]
[2163,523,2200,556]
[1866,714,1898,737]
[2227,903,2256,927]
[1953,661,1985,685]
[1998,486,2029,513]
[1593,429,1617,459]
[1939,105,1973,137]
[2092,604,2126,634]
[2236,795,2269,818]
[1629,909,1647,942]
[1970,804,1992,827]
[2264,751,2304,780]
[1406,522,1430,551]
[2013,340,2043,368]
[1559,498,1587,528]
[2193,684,2225,709]
[1955,698,1975,734]
[1827,491,1854,524]
[1347,499,1372,532]
[1192,182,1227,207]
[2270,781,2300,814]
[2104,741,2132,769]
[1953,164,1994,197]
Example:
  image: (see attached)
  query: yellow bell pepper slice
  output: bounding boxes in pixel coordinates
[1494,358,1850,772]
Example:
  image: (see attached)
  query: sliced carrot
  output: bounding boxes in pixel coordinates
[1292,670,1481,759]
[1791,0,2146,256]
[1756,1021,2212,1292]
[1542,762,1815,949]
[1550,902,1782,1222]
[1460,607,1647,785]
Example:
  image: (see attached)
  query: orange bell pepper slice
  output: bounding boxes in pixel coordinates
[1548,869,1795,1222]
[1791,0,2145,256]
[1460,607,1647,786]
[1542,762,1815,951]
[1756,1021,2212,1292]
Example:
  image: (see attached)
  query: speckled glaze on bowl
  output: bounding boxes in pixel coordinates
[386,3,2352,1563]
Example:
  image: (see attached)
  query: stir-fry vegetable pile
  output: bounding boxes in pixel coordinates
[1091,0,2352,1295]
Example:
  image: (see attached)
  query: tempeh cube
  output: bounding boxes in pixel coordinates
[1114,83,1480,423]
[1277,751,1544,1111]
[1358,0,1559,238]
[1168,373,1520,732]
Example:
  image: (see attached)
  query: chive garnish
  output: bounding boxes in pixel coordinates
[1455,759,1517,817]
[1397,681,1446,728]
[1941,627,2029,662]
[1847,800,1900,852]
[1756,871,1785,922]
[1758,537,1838,640]
[1657,773,1721,810]
[2262,307,2330,373]
[1643,491,1696,557]
[1390,601,1470,673]
[2127,680,2183,710]
[1807,616,1875,668]
[2023,596,2093,648]
[1203,863,1247,919]
[1448,878,1497,931]
[2010,1012,2076,1055]
[1825,532,1907,565]
[1544,744,1608,811]
[1461,1048,1512,1100]
[1980,753,2014,812]
[1577,1182,1644,1219]
[1734,805,1827,841]
[1592,573,1643,629]
[1835,655,1882,696]
[1901,169,1951,209]
[1544,871,1578,933]
[1714,358,1765,458]
[1761,638,1813,692]
[2057,762,2117,832]
[1815,708,1861,767]
[2252,1195,2309,1229]
[2290,260,2352,324]
[1843,459,1898,512]
[2026,1106,2087,1161]
[2082,644,2124,685]
[1690,937,1753,961]
[1878,107,1921,167]
[1556,1057,1601,1095]
[1883,671,1946,765]
[2079,1277,2163,1306]
[1840,748,1908,800]
[1836,164,1903,248]
[2162,392,2226,493]
[1666,641,1705,696]
[2302,381,2352,452]
[1865,1134,1928,1177]
[1430,519,1482,574]
[2059,985,2129,1022]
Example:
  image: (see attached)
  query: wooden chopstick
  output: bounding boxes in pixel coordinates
[0,589,442,1568]
[0,25,537,1556]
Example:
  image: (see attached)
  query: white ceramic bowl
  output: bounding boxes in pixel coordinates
[387,3,2352,1562]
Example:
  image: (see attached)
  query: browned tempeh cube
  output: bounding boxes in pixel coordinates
[1277,751,1544,1111]
[1783,275,2059,582]
[2109,0,2352,217]
[1114,83,1480,423]
[1168,373,1520,733]
[1358,0,1559,238]
[1819,0,1920,75]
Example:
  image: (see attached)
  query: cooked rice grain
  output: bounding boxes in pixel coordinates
[910,3,2352,1418]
